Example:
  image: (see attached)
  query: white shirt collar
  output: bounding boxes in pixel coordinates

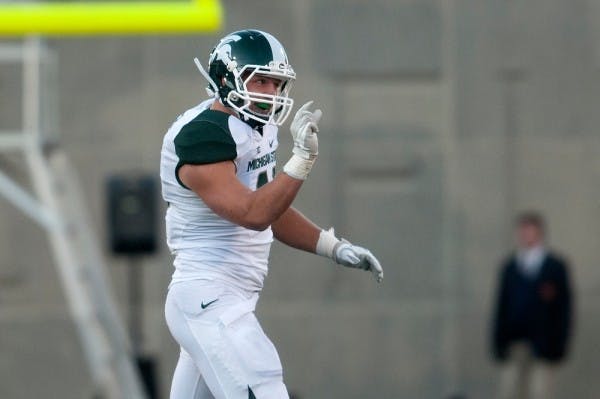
[517,245,547,277]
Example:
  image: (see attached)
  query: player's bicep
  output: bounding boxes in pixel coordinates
[178,161,254,224]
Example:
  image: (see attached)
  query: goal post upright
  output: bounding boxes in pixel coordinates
[0,2,223,397]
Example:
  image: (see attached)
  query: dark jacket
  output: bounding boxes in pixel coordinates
[492,251,573,363]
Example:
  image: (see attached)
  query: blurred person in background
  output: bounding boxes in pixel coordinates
[160,29,383,399]
[491,211,573,399]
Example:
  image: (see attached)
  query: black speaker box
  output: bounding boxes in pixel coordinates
[106,174,157,255]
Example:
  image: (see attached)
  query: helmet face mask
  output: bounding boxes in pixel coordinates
[226,64,295,126]
[199,29,296,126]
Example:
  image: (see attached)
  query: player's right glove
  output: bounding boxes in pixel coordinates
[316,228,384,283]
[283,101,322,180]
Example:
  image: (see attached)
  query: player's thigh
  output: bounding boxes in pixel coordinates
[182,308,289,398]
[166,286,288,398]
[222,312,285,385]
[165,286,232,397]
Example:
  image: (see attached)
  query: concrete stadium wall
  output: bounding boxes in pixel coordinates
[1,0,599,398]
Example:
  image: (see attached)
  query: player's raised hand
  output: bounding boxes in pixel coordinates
[290,100,321,159]
[284,101,322,180]
[334,241,384,283]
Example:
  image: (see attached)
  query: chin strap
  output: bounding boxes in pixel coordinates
[234,105,270,130]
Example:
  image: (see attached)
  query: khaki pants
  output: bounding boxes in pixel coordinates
[497,343,557,399]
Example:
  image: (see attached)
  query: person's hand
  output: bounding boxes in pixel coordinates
[290,100,321,159]
[283,101,322,180]
[334,240,384,283]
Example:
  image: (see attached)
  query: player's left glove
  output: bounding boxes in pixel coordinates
[316,228,384,283]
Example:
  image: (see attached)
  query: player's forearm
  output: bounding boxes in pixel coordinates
[243,100,321,229]
[242,174,304,231]
[272,207,320,252]
[274,215,384,283]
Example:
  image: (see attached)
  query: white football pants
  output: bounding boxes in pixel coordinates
[165,280,289,399]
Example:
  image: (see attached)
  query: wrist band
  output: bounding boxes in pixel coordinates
[283,154,315,180]
[316,228,340,258]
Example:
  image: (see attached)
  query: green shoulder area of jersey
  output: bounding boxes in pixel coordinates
[174,109,237,189]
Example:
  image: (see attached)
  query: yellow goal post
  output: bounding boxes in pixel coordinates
[0,0,222,36]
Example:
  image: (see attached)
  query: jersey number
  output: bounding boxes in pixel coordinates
[257,167,275,189]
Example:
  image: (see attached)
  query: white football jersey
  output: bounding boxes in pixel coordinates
[160,99,279,291]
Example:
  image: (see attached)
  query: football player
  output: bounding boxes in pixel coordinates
[160,29,384,399]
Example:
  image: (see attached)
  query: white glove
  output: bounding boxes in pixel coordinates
[334,241,384,283]
[290,100,321,159]
[283,101,322,180]
[316,228,384,283]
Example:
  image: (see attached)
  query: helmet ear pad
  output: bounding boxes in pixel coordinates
[211,65,233,103]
